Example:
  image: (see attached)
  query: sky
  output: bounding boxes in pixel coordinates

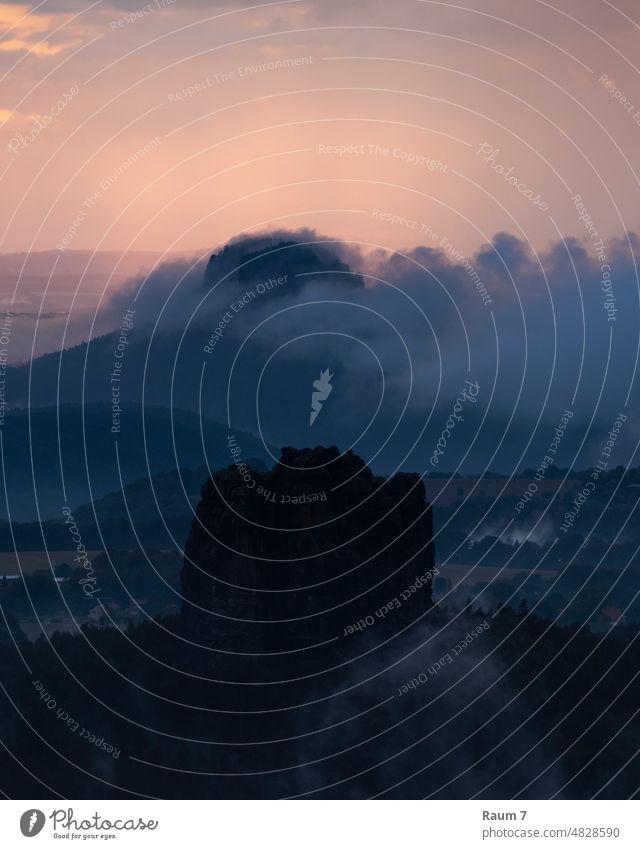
[1,0,640,258]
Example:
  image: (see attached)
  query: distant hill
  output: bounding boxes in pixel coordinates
[0,403,270,521]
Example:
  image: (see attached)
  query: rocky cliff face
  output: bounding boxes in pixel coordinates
[181,446,435,667]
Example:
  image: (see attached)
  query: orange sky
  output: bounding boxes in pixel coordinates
[2,0,640,256]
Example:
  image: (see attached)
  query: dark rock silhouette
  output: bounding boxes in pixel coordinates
[181,446,435,668]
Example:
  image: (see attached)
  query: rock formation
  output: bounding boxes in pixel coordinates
[181,446,435,671]
[203,237,365,293]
